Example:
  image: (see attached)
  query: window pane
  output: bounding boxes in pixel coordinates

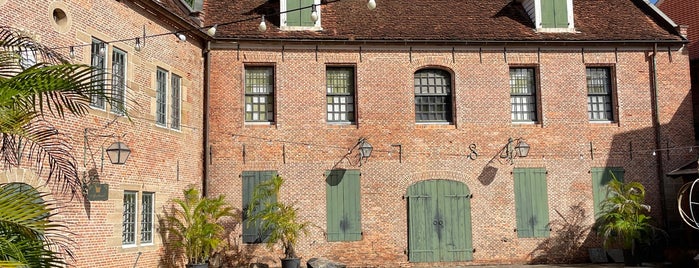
[510,68,537,122]
[123,191,137,245]
[245,67,275,122]
[141,192,154,243]
[90,39,106,109]
[156,68,168,126]
[111,48,126,114]
[586,67,614,121]
[326,67,355,123]
[171,74,181,130]
[414,69,452,123]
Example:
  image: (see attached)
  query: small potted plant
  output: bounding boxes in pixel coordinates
[594,175,664,266]
[246,175,311,268]
[165,187,234,268]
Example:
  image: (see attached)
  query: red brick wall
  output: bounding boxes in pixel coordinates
[207,44,694,266]
[0,1,205,267]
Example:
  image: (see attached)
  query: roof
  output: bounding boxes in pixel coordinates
[202,0,683,42]
[657,0,699,59]
[667,158,699,177]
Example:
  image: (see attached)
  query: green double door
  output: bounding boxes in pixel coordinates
[407,180,473,262]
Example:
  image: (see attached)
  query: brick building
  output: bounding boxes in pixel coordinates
[0,0,207,267]
[204,0,694,266]
[1,0,696,267]
[657,0,699,141]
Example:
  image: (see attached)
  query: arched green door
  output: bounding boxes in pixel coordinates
[407,180,473,262]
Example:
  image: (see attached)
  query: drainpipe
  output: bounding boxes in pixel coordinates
[202,41,211,196]
[652,42,668,227]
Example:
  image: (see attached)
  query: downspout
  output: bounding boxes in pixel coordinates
[203,41,211,196]
[652,42,668,227]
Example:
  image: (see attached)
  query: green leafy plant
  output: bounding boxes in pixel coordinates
[0,183,73,268]
[594,174,663,253]
[1,26,119,267]
[165,187,234,266]
[246,175,310,259]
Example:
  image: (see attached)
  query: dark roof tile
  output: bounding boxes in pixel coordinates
[202,0,681,41]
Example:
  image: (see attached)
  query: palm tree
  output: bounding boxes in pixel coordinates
[0,183,74,267]
[0,26,122,267]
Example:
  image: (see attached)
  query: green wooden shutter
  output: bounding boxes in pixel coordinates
[407,181,439,262]
[514,168,550,238]
[591,167,624,218]
[286,0,301,26]
[300,0,314,26]
[242,170,277,243]
[286,0,314,27]
[440,180,473,262]
[541,0,567,28]
[553,0,568,28]
[325,170,361,241]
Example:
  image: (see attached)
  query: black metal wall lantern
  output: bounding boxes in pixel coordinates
[501,137,530,164]
[106,141,131,165]
[357,138,373,166]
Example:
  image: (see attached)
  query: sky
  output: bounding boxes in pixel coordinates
[650,0,658,4]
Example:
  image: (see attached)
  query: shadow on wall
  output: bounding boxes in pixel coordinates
[158,205,185,268]
[528,202,596,264]
[209,215,267,268]
[158,206,255,268]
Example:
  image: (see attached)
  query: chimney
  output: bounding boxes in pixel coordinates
[677,25,688,39]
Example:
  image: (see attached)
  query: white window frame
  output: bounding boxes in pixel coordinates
[90,38,107,110]
[122,191,138,247]
[111,47,127,115]
[280,0,322,30]
[140,192,155,245]
[534,0,575,32]
[170,74,182,130]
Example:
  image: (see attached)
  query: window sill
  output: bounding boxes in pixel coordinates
[536,27,577,33]
[512,121,538,125]
[415,123,456,129]
[244,122,276,129]
[327,122,357,129]
[589,121,618,127]
[280,26,323,31]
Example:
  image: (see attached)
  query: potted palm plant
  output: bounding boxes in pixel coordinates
[246,175,311,268]
[165,187,234,268]
[594,175,663,266]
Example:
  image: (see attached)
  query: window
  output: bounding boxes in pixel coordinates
[586,67,614,121]
[282,0,319,28]
[510,68,538,122]
[245,67,275,123]
[156,68,168,126]
[591,167,624,218]
[414,69,453,123]
[90,38,106,109]
[326,67,355,123]
[171,74,181,130]
[123,191,155,246]
[123,191,137,245]
[242,171,277,243]
[111,48,126,114]
[141,192,154,244]
[325,169,362,241]
[541,0,569,28]
[155,68,182,130]
[513,168,550,238]
[180,0,203,12]
[18,44,36,70]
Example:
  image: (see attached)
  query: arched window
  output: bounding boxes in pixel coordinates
[414,69,453,123]
[1,182,47,219]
